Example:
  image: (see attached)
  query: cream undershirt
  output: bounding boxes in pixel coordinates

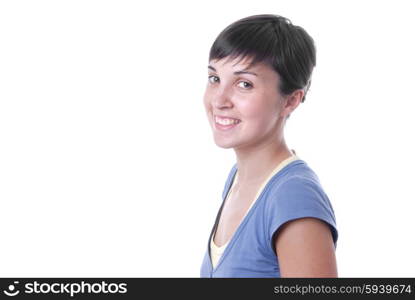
[210,150,300,269]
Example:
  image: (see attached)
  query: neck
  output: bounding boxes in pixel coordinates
[233,135,294,187]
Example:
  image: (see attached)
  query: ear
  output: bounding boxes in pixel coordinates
[281,89,304,118]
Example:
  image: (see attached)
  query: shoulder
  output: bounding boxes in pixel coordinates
[264,160,338,247]
[266,160,327,204]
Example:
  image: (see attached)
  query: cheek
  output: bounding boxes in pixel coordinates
[239,98,273,119]
[239,99,280,130]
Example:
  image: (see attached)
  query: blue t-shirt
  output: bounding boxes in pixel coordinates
[200,159,338,278]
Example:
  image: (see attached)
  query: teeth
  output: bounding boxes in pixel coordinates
[215,116,240,125]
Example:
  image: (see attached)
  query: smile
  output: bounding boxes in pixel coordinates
[214,115,241,131]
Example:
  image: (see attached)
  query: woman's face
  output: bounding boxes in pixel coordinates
[203,56,287,150]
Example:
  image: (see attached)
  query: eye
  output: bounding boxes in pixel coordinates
[237,81,253,89]
[208,75,219,84]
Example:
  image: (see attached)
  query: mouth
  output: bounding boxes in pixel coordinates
[213,115,241,131]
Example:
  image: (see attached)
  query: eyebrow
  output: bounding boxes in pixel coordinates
[208,65,258,76]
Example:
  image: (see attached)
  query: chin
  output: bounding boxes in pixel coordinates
[214,142,234,149]
[213,136,238,149]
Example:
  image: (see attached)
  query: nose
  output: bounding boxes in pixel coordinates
[212,85,233,109]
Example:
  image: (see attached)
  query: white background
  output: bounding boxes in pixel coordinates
[1,0,414,277]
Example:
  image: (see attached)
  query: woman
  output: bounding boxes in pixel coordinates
[200,14,338,278]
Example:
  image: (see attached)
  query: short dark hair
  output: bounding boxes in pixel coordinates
[209,14,316,103]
